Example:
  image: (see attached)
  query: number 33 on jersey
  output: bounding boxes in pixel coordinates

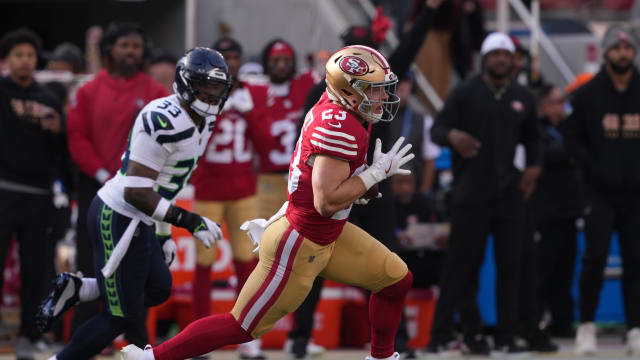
[98,94,215,224]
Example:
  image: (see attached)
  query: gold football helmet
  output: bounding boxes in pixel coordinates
[325,45,399,123]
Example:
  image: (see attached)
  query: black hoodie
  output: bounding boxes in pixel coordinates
[0,76,65,190]
[564,66,640,198]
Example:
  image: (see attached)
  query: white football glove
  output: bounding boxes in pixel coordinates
[161,239,176,266]
[354,192,383,205]
[192,216,222,248]
[224,87,254,113]
[358,137,415,190]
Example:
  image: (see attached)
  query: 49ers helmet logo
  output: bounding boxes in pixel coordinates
[339,56,369,76]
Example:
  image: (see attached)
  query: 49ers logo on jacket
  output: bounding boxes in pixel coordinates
[339,56,369,76]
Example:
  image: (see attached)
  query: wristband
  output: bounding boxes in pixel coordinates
[165,206,201,233]
[152,198,172,221]
[155,221,172,236]
[358,169,381,190]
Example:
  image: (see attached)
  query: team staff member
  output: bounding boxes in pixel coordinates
[566,24,640,356]
[0,28,66,360]
[66,22,168,345]
[429,32,541,353]
[530,85,582,339]
[249,39,317,221]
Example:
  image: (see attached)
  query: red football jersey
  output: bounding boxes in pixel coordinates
[248,71,317,173]
[191,85,257,201]
[286,93,370,245]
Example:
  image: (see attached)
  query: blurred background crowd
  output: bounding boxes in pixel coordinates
[0,0,639,359]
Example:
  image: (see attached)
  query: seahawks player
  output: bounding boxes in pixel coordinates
[36,47,232,360]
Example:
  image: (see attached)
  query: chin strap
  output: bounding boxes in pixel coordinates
[191,98,220,117]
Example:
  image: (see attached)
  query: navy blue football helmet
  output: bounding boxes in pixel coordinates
[174,47,233,117]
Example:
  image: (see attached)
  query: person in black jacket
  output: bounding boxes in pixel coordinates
[530,85,583,338]
[565,24,640,356]
[287,1,443,358]
[0,28,66,360]
[429,32,542,354]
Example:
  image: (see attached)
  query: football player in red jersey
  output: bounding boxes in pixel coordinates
[246,39,318,220]
[121,45,414,360]
[188,37,266,359]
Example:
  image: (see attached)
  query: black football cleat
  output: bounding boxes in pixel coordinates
[36,272,83,333]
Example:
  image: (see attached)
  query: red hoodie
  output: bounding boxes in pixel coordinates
[67,69,168,179]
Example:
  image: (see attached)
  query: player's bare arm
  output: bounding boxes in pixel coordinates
[123,160,163,214]
[311,155,368,217]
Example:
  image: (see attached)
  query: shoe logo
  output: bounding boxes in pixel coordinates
[385,161,392,174]
[328,122,342,128]
[309,255,315,263]
[157,115,168,128]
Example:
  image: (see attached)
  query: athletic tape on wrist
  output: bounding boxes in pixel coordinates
[358,171,378,191]
[121,176,155,188]
[152,198,172,221]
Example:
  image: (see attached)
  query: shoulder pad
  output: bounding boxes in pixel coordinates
[144,111,175,133]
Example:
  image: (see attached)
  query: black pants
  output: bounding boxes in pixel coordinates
[518,203,543,337]
[0,189,52,340]
[431,187,524,344]
[71,173,101,332]
[72,173,150,345]
[537,218,576,330]
[57,196,172,360]
[579,191,640,328]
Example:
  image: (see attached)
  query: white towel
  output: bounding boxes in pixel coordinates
[101,217,140,278]
[240,201,288,252]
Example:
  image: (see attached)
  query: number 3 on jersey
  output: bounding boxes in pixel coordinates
[157,158,197,200]
[269,119,297,166]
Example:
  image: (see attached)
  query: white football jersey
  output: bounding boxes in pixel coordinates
[98,95,215,225]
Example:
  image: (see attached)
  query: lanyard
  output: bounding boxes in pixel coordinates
[546,125,564,144]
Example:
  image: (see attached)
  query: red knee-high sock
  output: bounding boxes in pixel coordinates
[193,265,211,320]
[153,313,253,360]
[233,259,258,289]
[369,271,413,359]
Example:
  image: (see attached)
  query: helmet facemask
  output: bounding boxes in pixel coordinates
[176,67,232,117]
[352,73,399,123]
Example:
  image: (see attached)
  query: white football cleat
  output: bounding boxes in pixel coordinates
[284,339,326,358]
[120,344,155,360]
[238,338,266,359]
[574,322,597,356]
[626,327,640,356]
[364,352,399,360]
[307,341,325,357]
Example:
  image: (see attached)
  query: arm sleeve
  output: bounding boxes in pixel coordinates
[422,115,441,160]
[66,87,107,178]
[308,124,359,162]
[520,96,542,167]
[430,87,462,146]
[388,5,436,77]
[128,131,170,172]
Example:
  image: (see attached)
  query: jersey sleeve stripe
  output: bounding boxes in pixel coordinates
[142,112,151,135]
[314,126,356,141]
[310,140,357,156]
[311,132,357,148]
[156,127,195,145]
